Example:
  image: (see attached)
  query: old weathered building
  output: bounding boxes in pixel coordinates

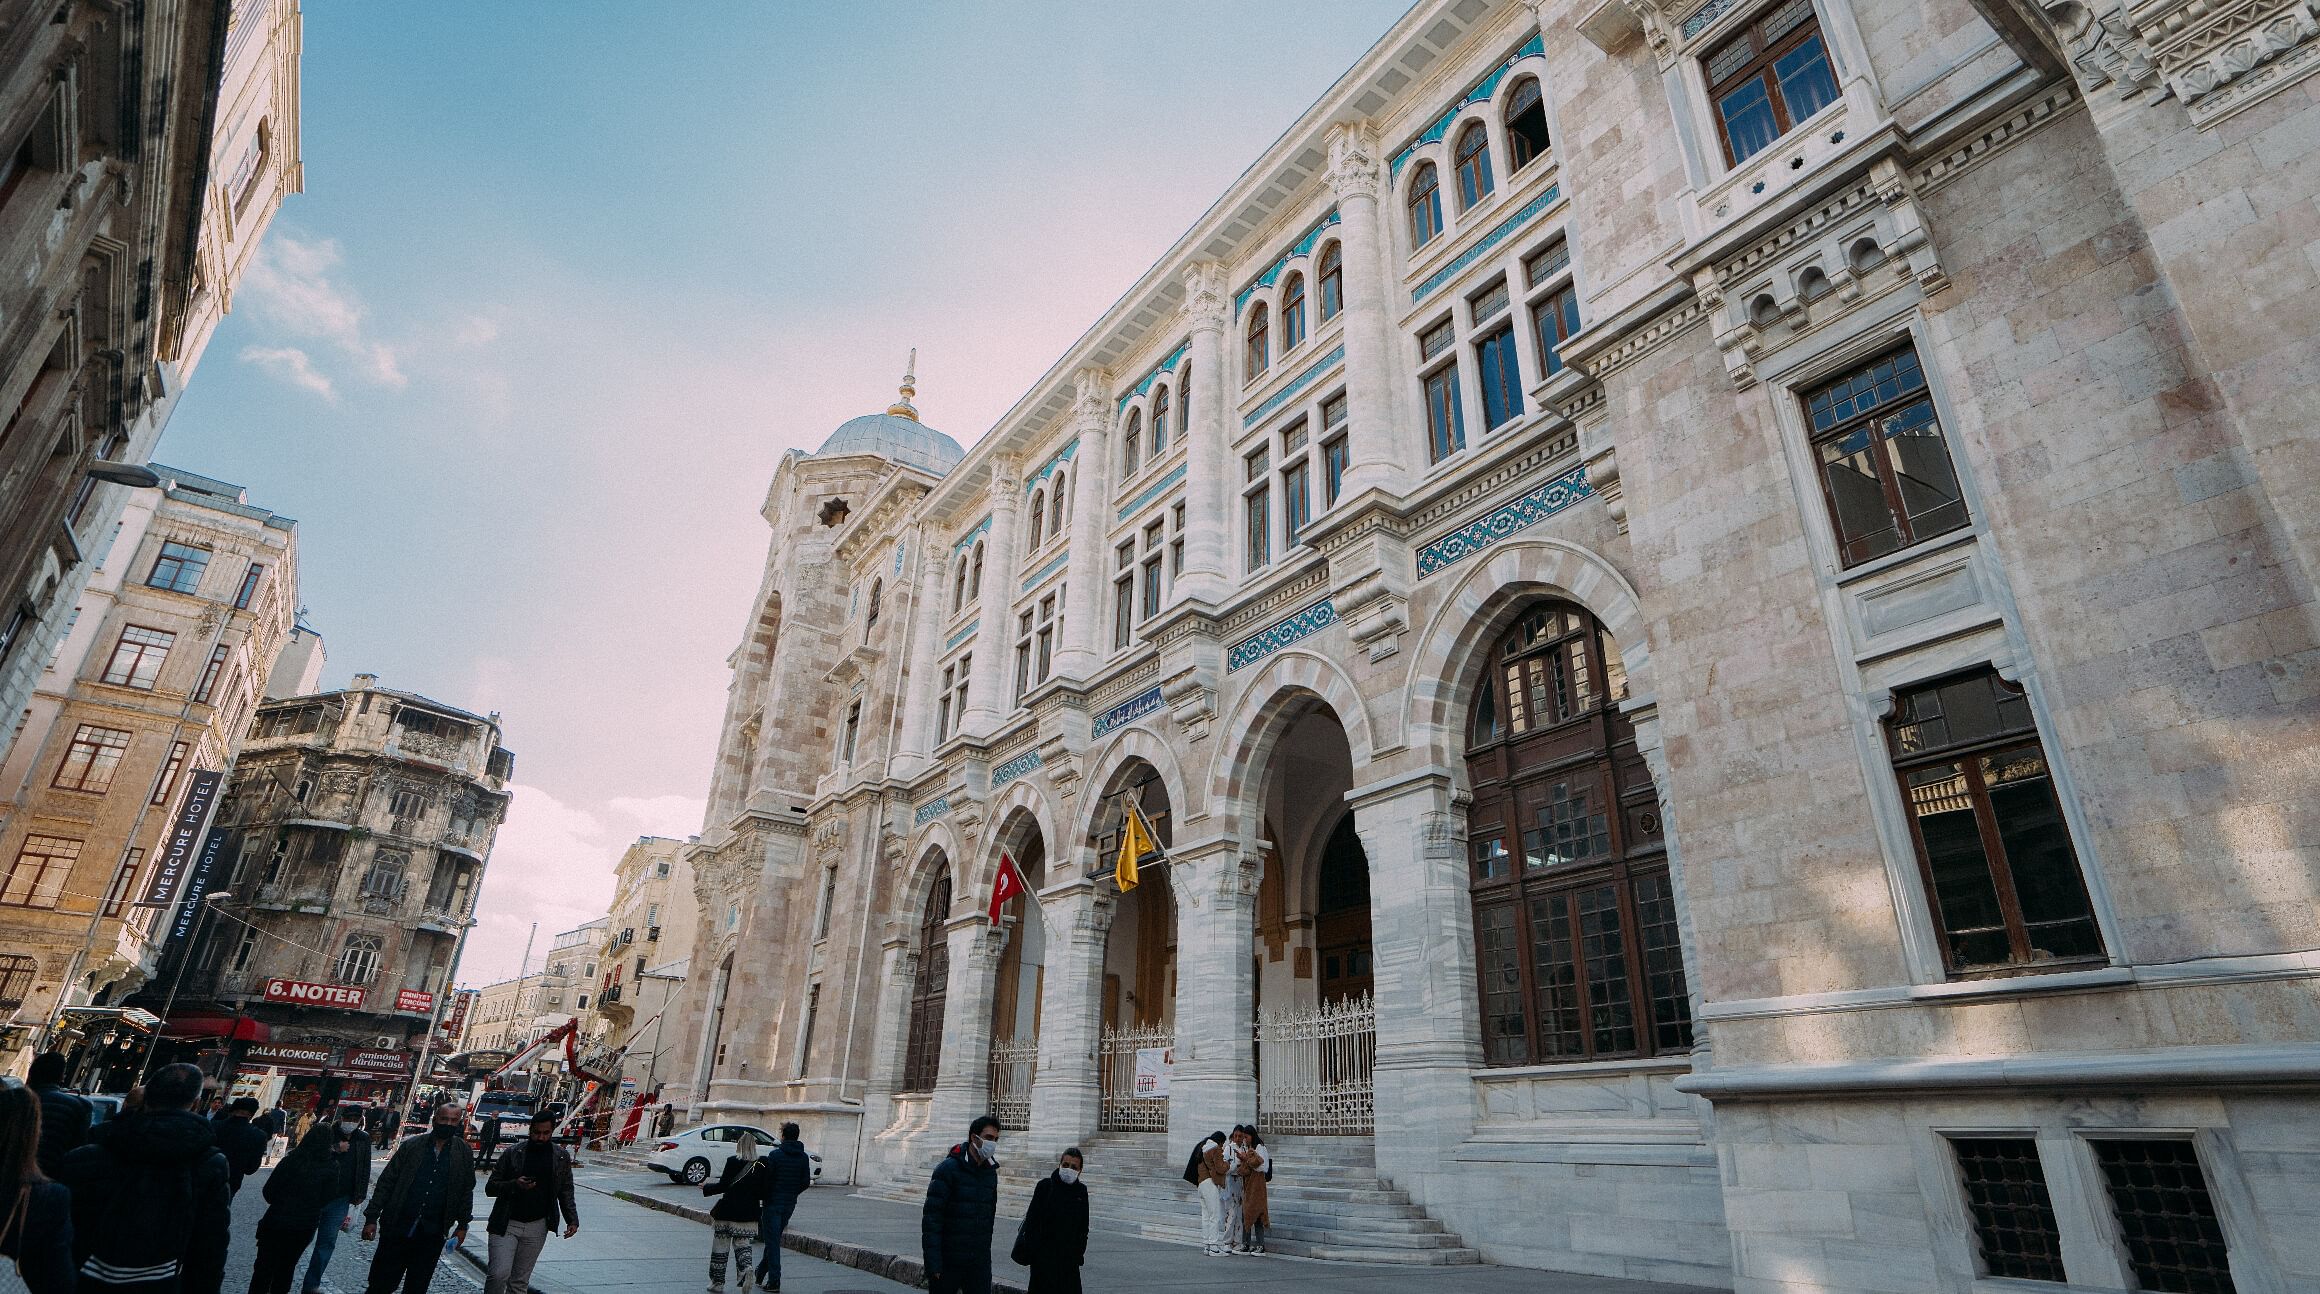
[580,836,695,1090]
[663,1,2320,1289]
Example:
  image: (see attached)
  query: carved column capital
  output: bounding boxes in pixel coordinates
[1324,121,1383,202]
[1072,367,1112,433]
[1181,261,1229,336]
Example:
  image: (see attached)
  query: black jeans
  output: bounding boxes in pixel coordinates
[366,1228,448,1294]
[248,1221,318,1294]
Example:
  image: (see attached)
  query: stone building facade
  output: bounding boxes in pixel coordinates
[665,2,2320,1289]
[464,970,545,1059]
[581,836,695,1087]
[0,466,297,1072]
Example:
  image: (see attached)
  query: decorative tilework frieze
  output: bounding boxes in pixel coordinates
[1117,463,1187,522]
[991,749,1044,789]
[1414,465,1595,578]
[1226,598,1338,673]
[1235,207,1342,316]
[1680,0,1746,40]
[1388,33,1547,179]
[1020,550,1070,593]
[1243,344,1346,429]
[914,796,951,827]
[1410,184,1561,304]
[1118,339,1192,413]
[952,515,992,556]
[1024,439,1080,493]
[946,619,980,652]
[1090,686,1165,738]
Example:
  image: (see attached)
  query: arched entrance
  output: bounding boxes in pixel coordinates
[1091,759,1174,1131]
[1249,701,1376,1136]
[986,815,1046,1129]
[900,865,951,1094]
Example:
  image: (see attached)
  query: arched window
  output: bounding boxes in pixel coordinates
[1027,491,1046,549]
[1281,274,1307,351]
[1246,303,1270,379]
[1408,162,1444,248]
[1178,365,1191,431]
[1122,411,1143,477]
[1464,600,1683,1068]
[1454,121,1495,209]
[1318,242,1343,321]
[337,934,383,985]
[1505,77,1550,171]
[1149,386,1171,458]
[901,867,951,1092]
[952,554,968,613]
[968,542,985,602]
[865,579,882,636]
[1049,471,1067,533]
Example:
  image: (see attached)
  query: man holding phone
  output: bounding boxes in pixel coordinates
[481,1113,579,1294]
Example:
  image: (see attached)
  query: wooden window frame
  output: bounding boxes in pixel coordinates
[1281,274,1307,352]
[1245,303,1270,380]
[900,870,951,1093]
[1317,242,1343,321]
[1804,344,1969,567]
[1505,77,1550,172]
[1453,120,1495,210]
[1704,0,1841,166]
[54,723,133,794]
[1407,163,1443,249]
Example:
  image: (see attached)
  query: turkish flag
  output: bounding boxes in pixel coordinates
[988,851,1027,922]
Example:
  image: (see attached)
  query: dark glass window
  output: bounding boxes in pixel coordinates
[1149,386,1171,457]
[1245,303,1270,379]
[1706,0,1841,164]
[1121,411,1143,477]
[1422,324,1464,464]
[100,626,175,690]
[1534,284,1581,377]
[1283,459,1311,547]
[235,562,266,610]
[1317,243,1343,321]
[1806,345,1967,566]
[1465,600,1682,1066]
[1888,669,2102,975]
[900,870,950,1093]
[1477,324,1522,430]
[1950,1138,2067,1282]
[146,541,210,595]
[1407,163,1443,248]
[1453,121,1494,209]
[1281,274,1307,352]
[1505,77,1550,171]
[2091,1140,2237,1294]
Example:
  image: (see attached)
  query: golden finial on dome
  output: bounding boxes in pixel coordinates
[886,348,919,421]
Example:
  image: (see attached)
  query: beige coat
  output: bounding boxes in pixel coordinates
[1233,1145,1269,1225]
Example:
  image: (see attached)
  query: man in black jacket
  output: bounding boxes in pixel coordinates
[922,1116,1001,1294]
[26,1051,90,1177]
[211,1096,269,1194]
[300,1104,375,1294]
[56,1061,232,1294]
[752,1123,814,1292]
[361,1103,475,1294]
[481,1114,578,1294]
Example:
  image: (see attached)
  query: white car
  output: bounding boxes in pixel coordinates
[645,1123,824,1187]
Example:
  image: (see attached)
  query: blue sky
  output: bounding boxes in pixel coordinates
[168,1,1416,984]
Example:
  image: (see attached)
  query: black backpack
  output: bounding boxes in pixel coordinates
[1181,1142,1204,1186]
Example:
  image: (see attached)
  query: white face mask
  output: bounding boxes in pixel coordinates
[978,1135,1000,1162]
[1057,1167,1079,1185]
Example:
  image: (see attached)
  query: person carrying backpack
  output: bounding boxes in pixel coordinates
[0,1076,74,1294]
[26,1053,90,1179]
[1182,1131,1229,1257]
[55,1062,232,1294]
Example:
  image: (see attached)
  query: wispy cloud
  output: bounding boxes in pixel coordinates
[239,345,337,401]
[242,233,407,389]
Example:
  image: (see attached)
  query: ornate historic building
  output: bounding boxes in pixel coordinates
[664,1,2320,1289]
[580,836,694,1088]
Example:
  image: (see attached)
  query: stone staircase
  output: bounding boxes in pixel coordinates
[990,1133,1481,1265]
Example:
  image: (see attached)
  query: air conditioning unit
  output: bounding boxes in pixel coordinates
[374,1035,396,1048]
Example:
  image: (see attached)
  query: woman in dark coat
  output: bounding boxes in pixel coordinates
[0,1079,73,1294]
[699,1133,770,1293]
[250,1122,345,1294]
[1012,1148,1089,1294]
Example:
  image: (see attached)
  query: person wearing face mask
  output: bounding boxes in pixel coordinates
[1009,1148,1089,1293]
[921,1116,1002,1294]
[359,1104,474,1294]
[483,1114,577,1294]
[296,1105,372,1294]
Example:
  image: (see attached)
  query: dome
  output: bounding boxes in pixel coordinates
[816,412,965,476]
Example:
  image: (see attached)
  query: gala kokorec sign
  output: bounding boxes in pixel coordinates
[262,978,366,1009]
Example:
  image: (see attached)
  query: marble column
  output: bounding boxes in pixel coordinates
[1164,839,1258,1150]
[1025,875,1111,1160]
[1173,262,1231,608]
[856,937,919,1177]
[1347,772,1484,1181]
[1053,370,1113,685]
[927,915,1005,1138]
[890,525,946,779]
[962,457,1022,737]
[1325,121,1413,495]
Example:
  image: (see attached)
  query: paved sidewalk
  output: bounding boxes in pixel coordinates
[587,1164,1705,1293]
[520,1174,916,1294]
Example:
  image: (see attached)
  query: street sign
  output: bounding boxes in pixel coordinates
[395,988,436,1014]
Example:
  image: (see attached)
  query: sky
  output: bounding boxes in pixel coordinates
[165,1,1417,987]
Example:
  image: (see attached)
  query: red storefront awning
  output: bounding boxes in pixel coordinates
[163,1013,271,1042]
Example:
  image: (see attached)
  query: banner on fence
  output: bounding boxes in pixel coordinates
[1133,1046,1174,1097]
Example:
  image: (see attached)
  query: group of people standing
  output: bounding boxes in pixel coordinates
[1189,1126,1271,1257]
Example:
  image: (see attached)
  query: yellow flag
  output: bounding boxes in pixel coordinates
[1115,801,1151,893]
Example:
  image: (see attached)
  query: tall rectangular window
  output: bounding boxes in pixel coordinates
[234,562,266,610]
[150,741,189,807]
[2,835,82,908]
[100,626,176,690]
[1244,446,1271,571]
[1034,592,1057,685]
[1321,394,1349,507]
[2090,1139,2237,1294]
[1706,0,1841,165]
[54,724,133,793]
[949,655,970,735]
[1014,610,1035,701]
[1112,541,1135,651]
[813,864,838,940]
[1888,669,2101,975]
[936,666,955,740]
[1420,321,1463,463]
[103,848,145,917]
[1949,1138,2067,1282]
[1282,460,1311,547]
[1140,520,1165,620]
[841,699,861,763]
[1525,241,1581,378]
[1806,345,1968,566]
[794,983,821,1079]
[146,542,211,595]
[193,644,229,703]
[1477,323,1522,430]
[1169,503,1185,578]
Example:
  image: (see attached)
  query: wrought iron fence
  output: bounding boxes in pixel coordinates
[987,1035,1038,1131]
[1097,1020,1173,1132]
[1255,993,1375,1135]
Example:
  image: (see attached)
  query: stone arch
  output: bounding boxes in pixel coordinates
[1213,647,1378,845]
[1403,537,1654,774]
[973,778,1059,903]
[1074,721,1199,851]
[897,829,960,937]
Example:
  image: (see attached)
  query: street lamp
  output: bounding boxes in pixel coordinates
[140,890,233,1081]
[84,461,163,489]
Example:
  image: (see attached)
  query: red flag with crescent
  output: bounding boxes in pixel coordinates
[988,851,1027,922]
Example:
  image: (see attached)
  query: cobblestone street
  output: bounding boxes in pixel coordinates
[221,1163,483,1294]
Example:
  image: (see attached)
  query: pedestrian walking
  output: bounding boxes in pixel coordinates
[298,1105,373,1294]
[1183,1130,1230,1256]
[700,1131,770,1294]
[56,1061,232,1294]
[922,1116,1002,1294]
[211,1098,269,1196]
[483,1113,577,1294]
[751,1122,813,1292]
[0,1076,74,1294]
[1233,1128,1270,1255]
[248,1123,344,1294]
[25,1052,90,1178]
[359,1103,474,1294]
[1010,1148,1088,1294]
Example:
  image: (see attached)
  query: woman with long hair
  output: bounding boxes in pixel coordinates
[0,1078,74,1294]
[700,1133,770,1293]
[249,1120,347,1294]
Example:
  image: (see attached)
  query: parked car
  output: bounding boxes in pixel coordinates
[644,1124,823,1187]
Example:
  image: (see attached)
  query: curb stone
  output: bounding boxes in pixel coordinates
[603,1187,1031,1294]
